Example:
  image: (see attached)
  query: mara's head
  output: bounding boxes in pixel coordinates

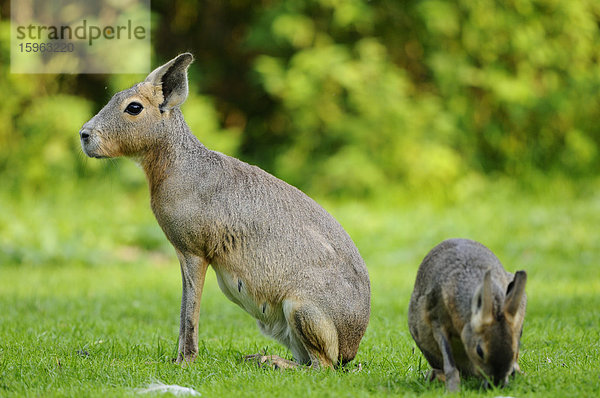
[461,269,527,386]
[79,53,194,159]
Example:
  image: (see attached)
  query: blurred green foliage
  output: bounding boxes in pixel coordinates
[1,0,600,198]
[245,0,600,194]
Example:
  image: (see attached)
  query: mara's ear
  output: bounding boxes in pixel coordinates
[145,53,194,112]
[473,269,494,327]
[504,270,527,318]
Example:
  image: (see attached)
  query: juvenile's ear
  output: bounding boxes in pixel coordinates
[504,270,527,318]
[145,53,194,112]
[473,269,494,328]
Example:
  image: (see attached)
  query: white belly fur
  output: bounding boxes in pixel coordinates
[212,266,309,363]
[213,265,268,319]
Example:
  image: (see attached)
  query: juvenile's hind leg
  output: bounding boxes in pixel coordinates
[285,300,339,368]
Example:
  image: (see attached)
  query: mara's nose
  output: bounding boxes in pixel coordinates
[79,128,90,140]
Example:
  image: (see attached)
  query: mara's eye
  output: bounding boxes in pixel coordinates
[476,344,484,359]
[124,102,143,115]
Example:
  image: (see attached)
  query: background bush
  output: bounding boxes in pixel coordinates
[1,0,599,196]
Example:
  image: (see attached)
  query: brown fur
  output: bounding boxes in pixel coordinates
[408,239,527,391]
[79,53,371,368]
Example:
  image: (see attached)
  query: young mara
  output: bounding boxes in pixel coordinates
[408,238,527,391]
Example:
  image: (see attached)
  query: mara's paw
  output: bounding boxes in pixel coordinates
[243,353,298,370]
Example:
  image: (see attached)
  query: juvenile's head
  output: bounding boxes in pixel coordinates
[80,53,193,159]
[461,270,527,386]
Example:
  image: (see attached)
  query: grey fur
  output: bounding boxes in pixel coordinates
[79,53,371,368]
[408,238,527,391]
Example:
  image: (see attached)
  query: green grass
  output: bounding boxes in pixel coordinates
[1,177,599,397]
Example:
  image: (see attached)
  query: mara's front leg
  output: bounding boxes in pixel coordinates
[176,251,209,363]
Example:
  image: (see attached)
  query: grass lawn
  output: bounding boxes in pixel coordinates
[1,177,599,397]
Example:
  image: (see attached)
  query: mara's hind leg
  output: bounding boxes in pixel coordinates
[285,300,339,368]
[244,300,339,370]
